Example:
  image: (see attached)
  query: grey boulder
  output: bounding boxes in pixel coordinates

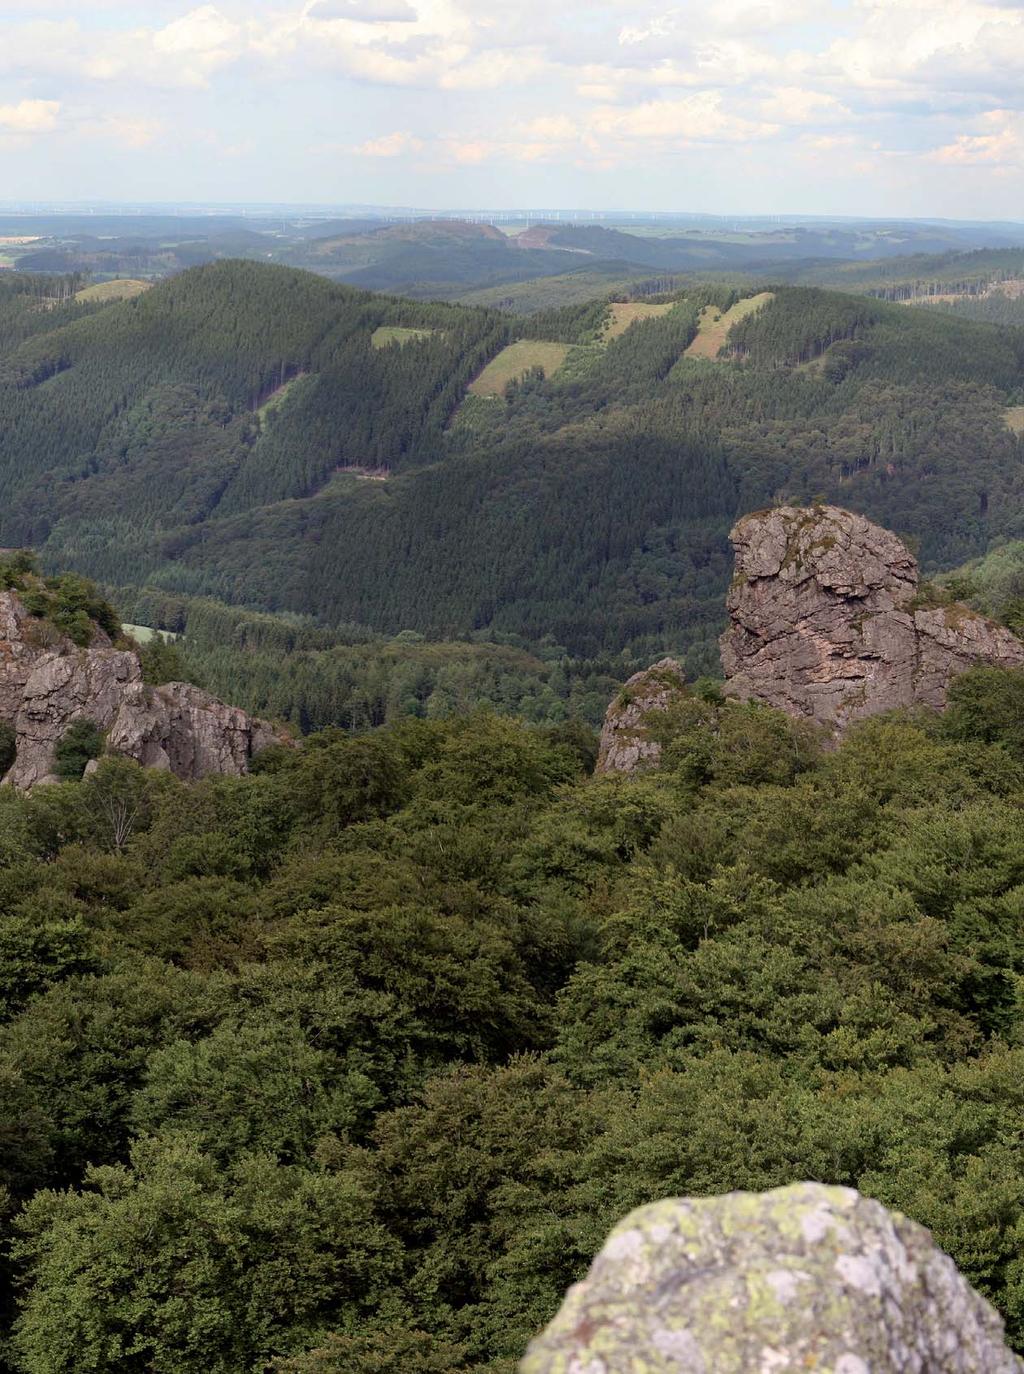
[521,1183,1023,1373]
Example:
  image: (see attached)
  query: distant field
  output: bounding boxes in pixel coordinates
[684,291,775,360]
[468,340,570,396]
[123,623,179,645]
[601,301,675,340]
[370,325,437,349]
[76,279,151,303]
[1006,406,1024,435]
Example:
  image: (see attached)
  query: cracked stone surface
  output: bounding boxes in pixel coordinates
[720,506,1024,733]
[0,590,281,788]
[520,1183,1024,1374]
[595,658,687,774]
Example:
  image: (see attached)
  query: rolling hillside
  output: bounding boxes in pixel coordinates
[1,262,1023,673]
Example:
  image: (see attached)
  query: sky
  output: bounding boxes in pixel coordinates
[0,0,1023,217]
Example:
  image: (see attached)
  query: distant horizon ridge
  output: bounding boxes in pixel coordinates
[1,200,1023,231]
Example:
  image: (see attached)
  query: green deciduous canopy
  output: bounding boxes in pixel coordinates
[0,681,1023,1367]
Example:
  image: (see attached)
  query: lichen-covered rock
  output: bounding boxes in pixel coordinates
[0,589,280,788]
[721,506,1024,733]
[520,1183,1024,1374]
[596,658,686,774]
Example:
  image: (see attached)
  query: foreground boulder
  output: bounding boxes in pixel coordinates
[721,505,1024,733]
[595,658,687,774]
[0,590,279,787]
[521,1183,1023,1373]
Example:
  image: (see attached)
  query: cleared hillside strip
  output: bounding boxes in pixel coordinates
[684,291,775,359]
[468,340,570,396]
[600,301,675,341]
[75,279,152,303]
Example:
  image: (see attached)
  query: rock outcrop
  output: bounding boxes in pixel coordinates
[721,505,1024,733]
[0,590,279,788]
[521,1183,1024,1374]
[596,658,687,774]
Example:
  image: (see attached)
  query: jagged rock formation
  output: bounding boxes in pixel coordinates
[595,658,687,774]
[521,1183,1024,1374]
[0,591,279,788]
[721,505,1024,733]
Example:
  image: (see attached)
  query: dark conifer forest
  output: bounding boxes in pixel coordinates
[1,261,1022,673]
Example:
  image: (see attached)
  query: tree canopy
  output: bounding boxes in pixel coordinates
[1,678,1024,1368]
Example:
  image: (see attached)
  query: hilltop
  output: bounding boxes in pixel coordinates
[5,210,1022,305]
[1,260,1023,672]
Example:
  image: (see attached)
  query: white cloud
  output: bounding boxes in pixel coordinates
[0,7,241,88]
[2,0,1024,211]
[823,0,1024,103]
[590,92,778,144]
[930,107,1024,163]
[517,114,577,140]
[153,5,238,56]
[761,85,848,124]
[353,128,424,154]
[94,113,163,148]
[0,97,59,132]
[619,0,815,47]
[310,0,417,20]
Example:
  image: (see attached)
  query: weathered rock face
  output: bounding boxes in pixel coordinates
[521,1183,1024,1374]
[595,658,687,774]
[0,590,280,788]
[721,505,1024,733]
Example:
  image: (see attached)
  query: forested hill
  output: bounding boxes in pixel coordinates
[1,262,1023,671]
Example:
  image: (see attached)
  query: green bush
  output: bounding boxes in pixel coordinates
[0,549,38,588]
[943,666,1024,759]
[14,571,121,648]
[0,720,16,776]
[53,720,105,780]
[138,637,193,686]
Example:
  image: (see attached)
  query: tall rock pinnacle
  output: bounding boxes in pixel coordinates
[720,505,1024,733]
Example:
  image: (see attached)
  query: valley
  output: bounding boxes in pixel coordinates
[0,259,1021,685]
[9,0,1024,1363]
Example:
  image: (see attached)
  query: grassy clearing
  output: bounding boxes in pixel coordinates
[468,340,570,397]
[123,623,179,645]
[370,326,436,349]
[684,291,775,360]
[76,280,151,304]
[1006,406,1024,435]
[601,301,675,341]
